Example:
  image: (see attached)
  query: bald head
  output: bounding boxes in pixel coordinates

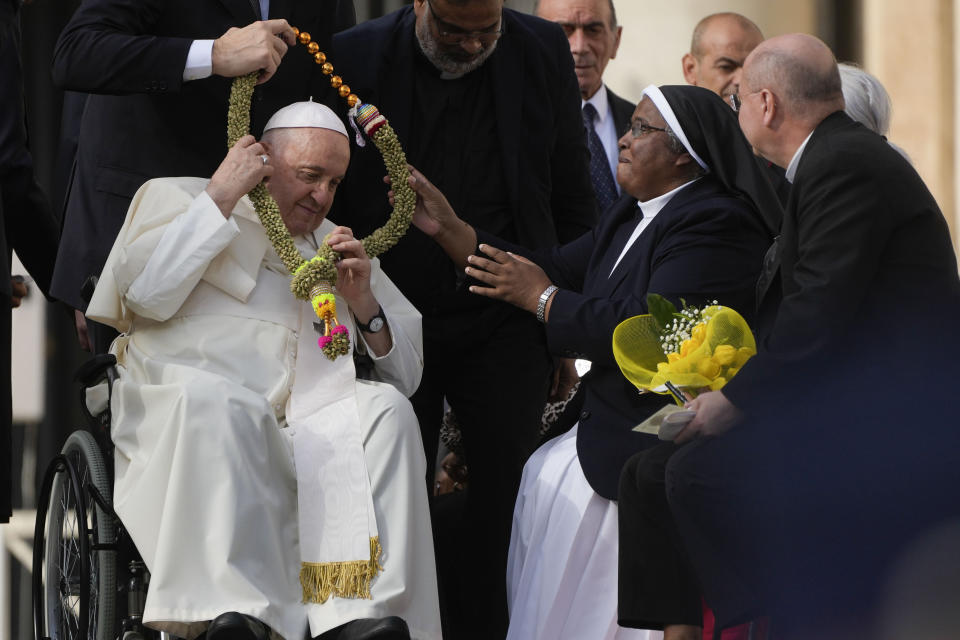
[682,13,764,100]
[742,33,844,122]
[737,34,845,167]
[690,13,763,57]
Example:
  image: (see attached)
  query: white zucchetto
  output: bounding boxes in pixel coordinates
[263,100,348,138]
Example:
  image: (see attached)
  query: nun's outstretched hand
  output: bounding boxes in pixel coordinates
[387,166,477,269]
[466,244,553,316]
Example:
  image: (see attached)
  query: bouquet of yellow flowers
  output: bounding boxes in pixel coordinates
[613,294,756,401]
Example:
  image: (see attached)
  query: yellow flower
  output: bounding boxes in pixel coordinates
[667,352,681,363]
[713,344,736,366]
[657,362,671,373]
[697,358,721,380]
[726,366,739,379]
[735,346,756,367]
[709,376,727,391]
[680,338,701,358]
[691,323,707,342]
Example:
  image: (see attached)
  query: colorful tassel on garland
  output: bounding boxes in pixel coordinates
[310,284,351,359]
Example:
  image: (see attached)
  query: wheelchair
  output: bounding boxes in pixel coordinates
[31,353,164,640]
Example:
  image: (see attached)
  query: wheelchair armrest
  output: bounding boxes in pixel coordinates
[74,354,118,387]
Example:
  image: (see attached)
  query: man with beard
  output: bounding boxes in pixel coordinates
[330,1,596,637]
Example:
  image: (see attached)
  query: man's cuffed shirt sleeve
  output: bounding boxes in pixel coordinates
[182,39,214,82]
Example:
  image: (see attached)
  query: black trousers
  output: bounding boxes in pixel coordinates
[618,442,704,630]
[412,308,552,640]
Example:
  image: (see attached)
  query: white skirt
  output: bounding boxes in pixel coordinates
[506,425,662,640]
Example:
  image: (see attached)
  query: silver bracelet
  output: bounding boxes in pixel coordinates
[536,285,559,323]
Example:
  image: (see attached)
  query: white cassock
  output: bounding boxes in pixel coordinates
[506,425,662,640]
[87,177,442,640]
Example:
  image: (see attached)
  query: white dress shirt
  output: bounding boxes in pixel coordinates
[183,0,271,82]
[785,131,814,183]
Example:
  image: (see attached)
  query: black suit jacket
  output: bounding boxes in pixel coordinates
[724,112,960,414]
[481,178,770,498]
[602,86,634,214]
[330,7,596,331]
[606,85,634,141]
[49,0,355,309]
[1,0,60,521]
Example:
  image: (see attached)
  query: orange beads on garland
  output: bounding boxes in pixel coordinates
[295,29,364,109]
[233,26,413,360]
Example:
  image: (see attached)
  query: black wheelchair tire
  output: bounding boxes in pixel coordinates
[37,431,117,640]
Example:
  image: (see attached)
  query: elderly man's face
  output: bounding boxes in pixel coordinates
[683,17,762,102]
[536,0,621,100]
[414,0,503,76]
[616,98,688,202]
[265,128,350,237]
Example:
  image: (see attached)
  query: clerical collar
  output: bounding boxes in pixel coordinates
[785,131,814,183]
[636,178,700,220]
[582,85,609,124]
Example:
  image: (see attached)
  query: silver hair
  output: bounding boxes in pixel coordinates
[838,62,912,162]
[838,62,891,136]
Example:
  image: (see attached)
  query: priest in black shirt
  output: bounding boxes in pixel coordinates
[331,1,597,636]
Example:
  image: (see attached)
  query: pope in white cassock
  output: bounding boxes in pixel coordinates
[86,102,442,640]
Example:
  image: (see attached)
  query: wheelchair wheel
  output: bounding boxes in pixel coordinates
[36,430,117,640]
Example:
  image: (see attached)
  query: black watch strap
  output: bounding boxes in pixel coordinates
[355,305,386,333]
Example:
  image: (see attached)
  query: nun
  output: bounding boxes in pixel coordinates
[403,84,781,640]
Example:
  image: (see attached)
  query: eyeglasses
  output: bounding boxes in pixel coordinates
[425,0,504,46]
[728,93,741,112]
[627,120,668,138]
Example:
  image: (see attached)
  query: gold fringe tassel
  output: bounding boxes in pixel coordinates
[299,536,384,604]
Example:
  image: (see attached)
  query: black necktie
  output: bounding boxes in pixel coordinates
[756,235,781,307]
[582,103,619,215]
[249,0,262,19]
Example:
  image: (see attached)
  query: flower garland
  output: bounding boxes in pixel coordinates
[226,29,415,360]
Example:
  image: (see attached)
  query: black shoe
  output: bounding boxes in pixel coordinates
[207,611,269,640]
[335,616,410,640]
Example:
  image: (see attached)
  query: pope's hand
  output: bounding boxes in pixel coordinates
[466,244,553,315]
[206,135,271,217]
[212,19,296,84]
[327,226,374,310]
[673,390,742,444]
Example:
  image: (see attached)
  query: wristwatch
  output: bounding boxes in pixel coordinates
[356,306,386,333]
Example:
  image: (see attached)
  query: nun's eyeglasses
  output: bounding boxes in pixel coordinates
[627,121,668,138]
